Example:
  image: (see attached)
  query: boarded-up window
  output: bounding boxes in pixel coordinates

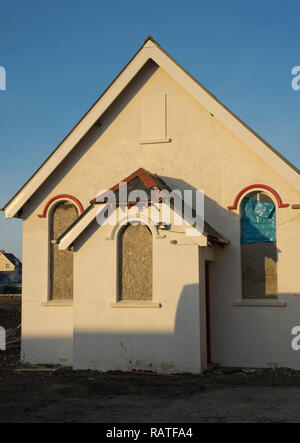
[241,191,278,299]
[50,202,78,300]
[119,223,152,301]
[142,93,167,141]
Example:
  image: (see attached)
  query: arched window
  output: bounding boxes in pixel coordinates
[119,223,153,301]
[240,191,278,299]
[50,202,79,300]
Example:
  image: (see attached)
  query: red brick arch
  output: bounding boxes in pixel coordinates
[37,194,84,218]
[227,184,289,210]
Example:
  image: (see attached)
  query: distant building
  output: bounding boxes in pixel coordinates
[0,250,22,285]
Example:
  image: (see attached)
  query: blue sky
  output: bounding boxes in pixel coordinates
[0,0,300,259]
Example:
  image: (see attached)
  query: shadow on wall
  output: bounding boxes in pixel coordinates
[22,283,202,372]
[162,176,281,300]
[21,291,300,372]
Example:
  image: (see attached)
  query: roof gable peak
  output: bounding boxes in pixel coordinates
[3,37,300,218]
[144,35,156,45]
[91,168,169,204]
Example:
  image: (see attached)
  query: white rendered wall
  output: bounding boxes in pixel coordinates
[73,221,202,373]
[19,64,300,370]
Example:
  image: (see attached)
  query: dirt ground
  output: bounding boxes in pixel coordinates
[1,298,300,423]
[1,362,300,423]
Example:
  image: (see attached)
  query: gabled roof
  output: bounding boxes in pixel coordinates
[91,167,171,204]
[0,250,18,270]
[3,36,300,218]
[56,168,229,249]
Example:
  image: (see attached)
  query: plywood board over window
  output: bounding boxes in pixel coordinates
[240,191,278,300]
[141,92,168,143]
[241,242,278,299]
[119,224,153,301]
[50,202,78,300]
